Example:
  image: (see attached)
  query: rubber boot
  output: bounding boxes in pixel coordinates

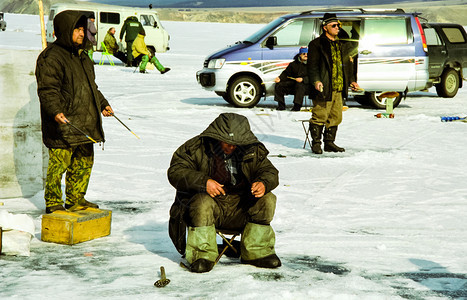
[150,56,170,74]
[240,222,281,268]
[309,123,324,154]
[185,225,218,273]
[324,126,345,152]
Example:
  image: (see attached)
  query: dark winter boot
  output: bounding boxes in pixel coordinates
[291,104,301,111]
[277,102,286,111]
[240,222,281,269]
[161,67,171,74]
[45,205,65,214]
[185,225,218,273]
[309,123,324,154]
[190,258,215,273]
[324,126,345,152]
[65,199,99,210]
[241,254,282,268]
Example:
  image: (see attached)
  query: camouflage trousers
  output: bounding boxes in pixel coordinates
[44,144,94,208]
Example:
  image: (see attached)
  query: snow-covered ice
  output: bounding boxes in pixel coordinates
[1,13,466,299]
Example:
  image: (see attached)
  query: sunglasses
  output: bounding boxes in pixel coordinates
[329,23,340,28]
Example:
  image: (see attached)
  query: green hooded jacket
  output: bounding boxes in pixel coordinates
[35,10,109,148]
[119,16,143,42]
[167,113,279,254]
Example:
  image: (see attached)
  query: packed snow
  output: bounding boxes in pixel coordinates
[1,13,466,300]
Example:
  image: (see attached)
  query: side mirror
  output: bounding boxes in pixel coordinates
[153,21,158,28]
[265,36,277,49]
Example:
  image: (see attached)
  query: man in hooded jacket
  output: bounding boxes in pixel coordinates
[168,113,281,273]
[35,10,113,214]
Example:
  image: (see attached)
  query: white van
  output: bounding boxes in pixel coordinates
[46,3,170,53]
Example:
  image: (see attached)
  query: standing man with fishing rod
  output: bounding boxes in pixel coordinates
[36,10,113,214]
[307,13,359,154]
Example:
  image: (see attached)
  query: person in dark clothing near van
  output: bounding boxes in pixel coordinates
[307,13,359,154]
[274,46,308,111]
[120,15,144,67]
[35,10,113,214]
[168,113,281,273]
[85,13,97,61]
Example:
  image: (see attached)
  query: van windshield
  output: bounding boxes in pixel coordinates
[243,17,287,44]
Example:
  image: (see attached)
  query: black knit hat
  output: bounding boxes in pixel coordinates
[322,13,339,25]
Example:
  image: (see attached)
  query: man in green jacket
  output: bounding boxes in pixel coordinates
[36,10,113,214]
[119,16,143,67]
[104,27,127,64]
[168,113,281,273]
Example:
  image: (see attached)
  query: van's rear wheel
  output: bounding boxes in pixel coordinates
[435,68,459,98]
[366,91,403,109]
[228,76,262,108]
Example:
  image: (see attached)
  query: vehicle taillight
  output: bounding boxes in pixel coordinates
[415,16,428,53]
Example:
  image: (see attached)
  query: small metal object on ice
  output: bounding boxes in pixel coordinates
[154,266,170,287]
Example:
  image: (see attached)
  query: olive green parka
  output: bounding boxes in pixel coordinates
[167,113,279,254]
[36,10,109,148]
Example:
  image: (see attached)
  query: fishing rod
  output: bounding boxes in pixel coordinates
[110,112,140,139]
[65,120,97,143]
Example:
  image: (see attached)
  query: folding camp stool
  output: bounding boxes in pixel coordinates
[99,42,115,66]
[299,119,312,149]
[215,228,241,264]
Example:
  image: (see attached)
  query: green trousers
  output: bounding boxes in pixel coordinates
[44,144,94,208]
[140,55,165,73]
[311,91,343,128]
[185,192,278,264]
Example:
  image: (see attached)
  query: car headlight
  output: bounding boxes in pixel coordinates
[208,58,225,69]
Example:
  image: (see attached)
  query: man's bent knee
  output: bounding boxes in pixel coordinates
[248,192,276,225]
[189,193,216,227]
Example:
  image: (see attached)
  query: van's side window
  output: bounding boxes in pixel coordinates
[273,18,315,47]
[442,27,466,44]
[100,12,120,24]
[424,28,443,46]
[140,15,156,26]
[363,18,409,45]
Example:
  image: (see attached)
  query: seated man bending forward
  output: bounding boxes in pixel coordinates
[168,113,281,273]
[132,29,170,74]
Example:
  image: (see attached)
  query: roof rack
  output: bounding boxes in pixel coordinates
[300,8,405,15]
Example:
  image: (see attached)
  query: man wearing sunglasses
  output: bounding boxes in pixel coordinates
[307,13,360,154]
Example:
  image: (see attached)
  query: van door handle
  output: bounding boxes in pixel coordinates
[360,50,372,55]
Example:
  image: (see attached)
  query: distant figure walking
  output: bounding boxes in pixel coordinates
[120,15,144,67]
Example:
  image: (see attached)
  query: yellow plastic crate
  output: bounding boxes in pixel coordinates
[41,207,112,245]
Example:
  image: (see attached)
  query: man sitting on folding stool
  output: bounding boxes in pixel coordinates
[168,113,281,273]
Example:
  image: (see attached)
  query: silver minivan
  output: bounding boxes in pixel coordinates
[197,8,429,109]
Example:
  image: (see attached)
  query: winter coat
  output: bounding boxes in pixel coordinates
[87,18,97,46]
[307,33,355,101]
[35,10,109,149]
[131,34,149,58]
[279,54,309,85]
[119,16,143,42]
[104,31,118,54]
[167,113,280,254]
